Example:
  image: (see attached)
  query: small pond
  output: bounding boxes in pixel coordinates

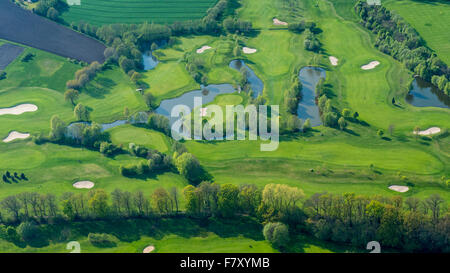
[155,84,236,125]
[297,67,326,127]
[406,77,450,108]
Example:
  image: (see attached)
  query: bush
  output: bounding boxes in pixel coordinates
[17,222,40,243]
[263,222,289,248]
[88,233,118,248]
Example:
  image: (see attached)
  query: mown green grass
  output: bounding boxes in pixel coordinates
[384,0,450,64]
[108,124,170,152]
[78,67,148,123]
[0,141,188,200]
[0,0,449,253]
[61,0,218,25]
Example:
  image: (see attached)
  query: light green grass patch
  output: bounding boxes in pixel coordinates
[109,125,169,152]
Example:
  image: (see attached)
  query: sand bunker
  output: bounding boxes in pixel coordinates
[143,245,155,253]
[414,127,441,136]
[2,131,30,143]
[329,56,338,66]
[196,45,212,54]
[243,47,257,54]
[361,61,380,70]
[73,181,94,189]
[388,185,409,193]
[0,104,38,116]
[273,18,288,26]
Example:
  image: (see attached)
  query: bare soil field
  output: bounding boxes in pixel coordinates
[0,43,24,69]
[0,0,105,63]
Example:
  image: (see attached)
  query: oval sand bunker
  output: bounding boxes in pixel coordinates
[143,245,155,253]
[196,45,212,54]
[414,127,441,136]
[0,104,38,116]
[73,181,94,189]
[3,131,30,143]
[361,61,380,70]
[273,18,288,26]
[243,47,257,54]
[388,185,409,193]
[329,56,338,66]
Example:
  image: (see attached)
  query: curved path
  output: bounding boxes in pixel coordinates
[0,0,105,63]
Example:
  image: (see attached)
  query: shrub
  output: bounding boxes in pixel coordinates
[88,233,118,248]
[263,222,289,248]
[0,71,6,80]
[17,222,37,242]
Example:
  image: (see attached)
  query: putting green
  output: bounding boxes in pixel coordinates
[109,125,170,153]
[214,94,243,106]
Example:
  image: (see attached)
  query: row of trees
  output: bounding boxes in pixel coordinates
[1,183,446,251]
[282,69,305,133]
[34,0,67,21]
[355,1,450,96]
[65,61,101,90]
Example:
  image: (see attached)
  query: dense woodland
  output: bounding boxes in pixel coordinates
[0,183,448,252]
[355,1,450,96]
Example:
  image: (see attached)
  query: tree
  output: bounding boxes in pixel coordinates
[353,111,359,120]
[217,184,240,218]
[144,92,156,110]
[377,129,384,138]
[64,89,79,106]
[262,184,304,215]
[46,7,59,21]
[152,188,172,215]
[233,45,241,57]
[341,108,352,119]
[302,118,311,132]
[413,126,421,140]
[119,56,135,74]
[169,187,180,213]
[50,115,66,141]
[377,205,403,248]
[17,222,41,243]
[130,71,141,83]
[238,184,261,215]
[88,190,109,217]
[424,194,445,223]
[263,222,289,248]
[174,152,204,184]
[338,117,347,130]
[1,195,22,220]
[74,103,90,121]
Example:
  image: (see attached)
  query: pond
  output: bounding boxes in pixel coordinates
[155,84,236,125]
[66,112,148,139]
[406,77,450,108]
[297,67,326,127]
[229,60,263,98]
[142,40,167,70]
[142,51,159,70]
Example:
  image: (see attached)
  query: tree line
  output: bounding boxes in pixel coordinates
[355,1,450,96]
[0,183,447,252]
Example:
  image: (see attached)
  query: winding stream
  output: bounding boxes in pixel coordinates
[229,60,263,98]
